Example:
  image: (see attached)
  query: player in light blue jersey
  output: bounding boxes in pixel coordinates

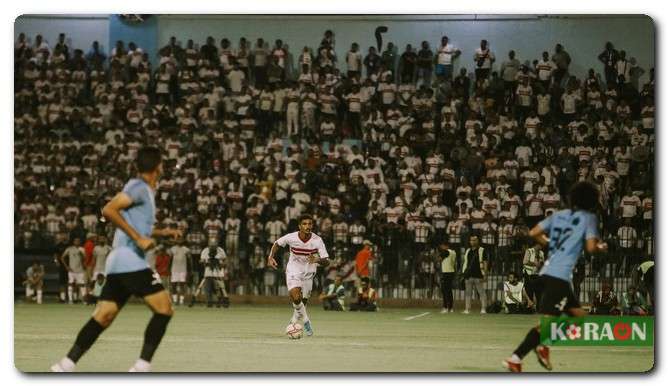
[503,181,608,372]
[51,147,181,373]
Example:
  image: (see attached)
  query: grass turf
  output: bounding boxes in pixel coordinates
[14,302,654,373]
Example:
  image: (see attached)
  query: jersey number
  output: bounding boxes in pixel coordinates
[551,227,573,252]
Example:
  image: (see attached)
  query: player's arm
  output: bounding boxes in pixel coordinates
[522,287,534,307]
[528,224,549,247]
[102,192,154,251]
[315,241,331,267]
[59,250,71,272]
[152,227,182,239]
[267,241,282,269]
[585,213,608,254]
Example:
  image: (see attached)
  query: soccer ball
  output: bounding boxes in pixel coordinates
[285,323,303,340]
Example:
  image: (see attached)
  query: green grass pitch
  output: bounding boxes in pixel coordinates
[14,303,654,373]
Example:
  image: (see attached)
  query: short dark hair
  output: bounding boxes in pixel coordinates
[568,181,599,212]
[136,147,162,173]
[297,214,313,224]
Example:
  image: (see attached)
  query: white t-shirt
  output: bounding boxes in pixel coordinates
[437,44,457,65]
[275,231,329,265]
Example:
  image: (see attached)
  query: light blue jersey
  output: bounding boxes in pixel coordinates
[538,209,599,282]
[106,178,156,274]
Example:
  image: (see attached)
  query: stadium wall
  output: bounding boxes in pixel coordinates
[15,15,654,85]
[14,14,111,54]
[156,14,655,82]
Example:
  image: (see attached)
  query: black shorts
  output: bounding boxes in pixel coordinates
[99,269,165,307]
[539,275,580,315]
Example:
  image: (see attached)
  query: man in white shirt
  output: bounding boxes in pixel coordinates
[266,215,330,337]
[473,39,495,80]
[435,36,461,81]
[617,219,638,275]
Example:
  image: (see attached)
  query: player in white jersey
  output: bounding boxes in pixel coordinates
[168,238,191,305]
[267,214,330,336]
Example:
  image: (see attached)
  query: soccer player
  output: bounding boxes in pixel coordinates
[51,147,181,372]
[502,182,608,372]
[60,237,86,304]
[169,237,191,306]
[267,214,330,336]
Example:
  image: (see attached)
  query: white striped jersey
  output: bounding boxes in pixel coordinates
[275,231,329,264]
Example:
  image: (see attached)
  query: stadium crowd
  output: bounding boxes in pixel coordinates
[14,30,655,309]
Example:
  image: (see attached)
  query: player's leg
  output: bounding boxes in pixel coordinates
[77,274,87,303]
[51,292,124,372]
[463,278,472,313]
[288,286,305,322]
[476,278,488,314]
[129,269,174,372]
[36,281,43,304]
[67,273,75,304]
[300,272,315,335]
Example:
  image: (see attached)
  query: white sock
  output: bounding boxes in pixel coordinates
[293,302,310,323]
[179,295,184,305]
[79,287,86,301]
[67,287,73,302]
[172,294,177,303]
[26,287,32,298]
[510,354,521,363]
[58,357,76,371]
[60,291,66,301]
[130,358,151,372]
[37,290,42,304]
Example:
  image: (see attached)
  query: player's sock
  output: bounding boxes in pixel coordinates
[79,287,86,302]
[292,301,306,322]
[51,356,76,372]
[179,295,184,305]
[66,318,106,363]
[139,313,172,362]
[25,287,32,299]
[513,327,541,360]
[60,291,66,302]
[129,358,152,372]
[172,294,177,303]
[37,290,43,304]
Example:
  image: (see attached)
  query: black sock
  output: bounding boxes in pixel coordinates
[140,313,172,362]
[67,318,106,363]
[513,327,541,359]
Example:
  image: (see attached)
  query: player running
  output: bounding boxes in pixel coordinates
[267,214,330,336]
[51,147,181,372]
[503,181,608,372]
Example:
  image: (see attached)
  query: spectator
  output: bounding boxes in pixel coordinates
[503,272,534,314]
[552,43,571,86]
[198,238,229,308]
[461,235,489,314]
[473,39,495,80]
[24,260,44,304]
[438,240,457,313]
[354,240,374,280]
[521,243,544,306]
[591,281,620,315]
[349,276,378,311]
[435,36,460,81]
[617,218,638,275]
[320,275,346,311]
[598,42,619,85]
[621,286,648,315]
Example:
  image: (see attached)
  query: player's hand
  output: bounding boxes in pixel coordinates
[267,256,278,269]
[308,252,321,264]
[317,258,331,267]
[136,237,156,251]
[597,242,609,253]
[168,229,183,240]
